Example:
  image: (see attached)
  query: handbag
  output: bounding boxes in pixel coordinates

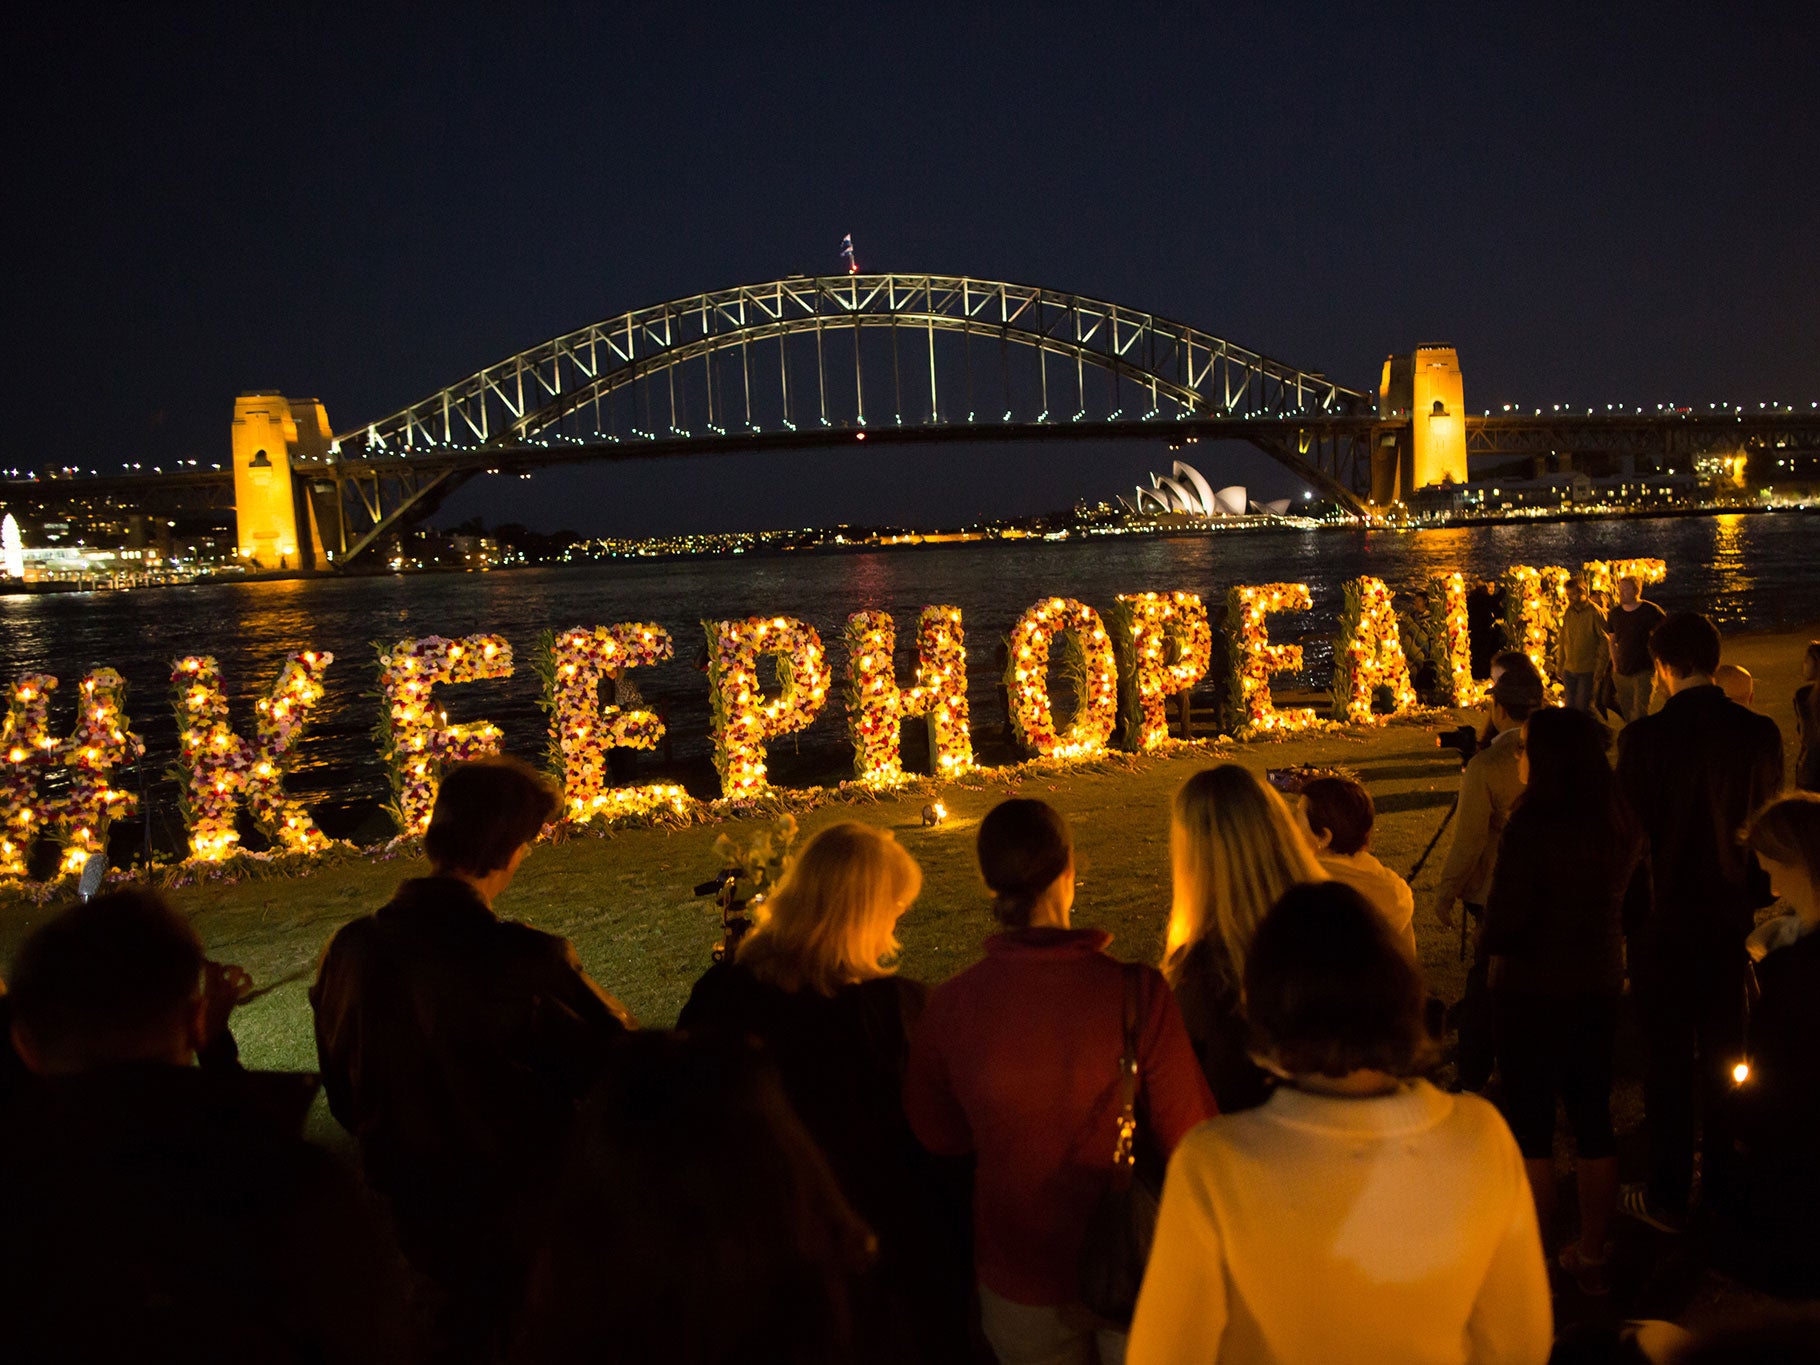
[1079,963,1164,1327]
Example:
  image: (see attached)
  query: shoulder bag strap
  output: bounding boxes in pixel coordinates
[1112,962,1142,1175]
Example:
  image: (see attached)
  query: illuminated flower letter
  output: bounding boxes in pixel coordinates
[51,669,143,876]
[1004,598,1118,760]
[1331,577,1417,725]
[1581,558,1667,598]
[1109,592,1212,751]
[1224,583,1317,736]
[704,616,832,799]
[844,606,973,785]
[1426,573,1490,707]
[172,652,335,862]
[1500,566,1571,684]
[0,674,58,878]
[543,624,691,825]
[0,669,148,880]
[377,633,512,834]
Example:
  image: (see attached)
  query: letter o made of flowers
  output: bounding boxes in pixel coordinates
[705,616,832,799]
[1005,598,1118,760]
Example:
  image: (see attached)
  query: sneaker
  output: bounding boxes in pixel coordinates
[1618,1183,1684,1234]
[1558,1242,1613,1297]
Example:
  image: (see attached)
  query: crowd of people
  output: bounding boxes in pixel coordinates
[0,586,1817,1364]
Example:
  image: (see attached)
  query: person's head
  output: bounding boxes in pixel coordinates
[1715,663,1755,706]
[738,822,920,996]
[8,889,205,1076]
[1489,665,1546,732]
[1616,574,1642,608]
[1565,576,1587,605]
[1488,648,1538,687]
[423,755,558,895]
[1648,611,1722,686]
[1803,640,1820,684]
[1165,765,1324,980]
[1519,706,1618,809]
[1245,882,1434,1081]
[976,798,1074,928]
[519,1031,873,1365]
[1745,794,1820,920]
[1297,776,1374,856]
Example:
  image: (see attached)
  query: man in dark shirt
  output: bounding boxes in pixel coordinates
[1,889,407,1365]
[1606,575,1667,723]
[1616,613,1783,1229]
[312,756,632,1364]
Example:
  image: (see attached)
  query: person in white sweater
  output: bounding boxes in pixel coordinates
[1127,882,1552,1365]
[1295,775,1418,959]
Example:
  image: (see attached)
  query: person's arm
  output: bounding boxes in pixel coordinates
[1750,716,1786,811]
[902,1004,973,1156]
[1620,836,1652,941]
[1126,1138,1230,1365]
[308,934,357,1129]
[1745,913,1798,963]
[1137,969,1217,1150]
[196,960,251,1072]
[1433,758,1495,928]
[1464,1131,1554,1365]
[555,939,636,1030]
[280,1153,417,1365]
[1479,821,1539,960]
[1390,871,1419,958]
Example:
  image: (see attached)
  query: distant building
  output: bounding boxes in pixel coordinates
[1115,460,1272,519]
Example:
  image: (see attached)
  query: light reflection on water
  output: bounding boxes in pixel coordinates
[2,513,1814,850]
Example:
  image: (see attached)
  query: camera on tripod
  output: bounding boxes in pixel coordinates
[1436,724,1480,768]
[694,813,800,963]
[695,868,756,963]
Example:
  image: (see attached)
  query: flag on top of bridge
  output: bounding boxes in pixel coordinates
[839,234,856,272]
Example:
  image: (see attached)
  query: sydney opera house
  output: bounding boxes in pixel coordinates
[1115,460,1293,519]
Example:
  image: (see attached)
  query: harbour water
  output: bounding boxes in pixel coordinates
[1,512,1813,853]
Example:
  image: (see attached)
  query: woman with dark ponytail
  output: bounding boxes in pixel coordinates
[904,799,1213,1362]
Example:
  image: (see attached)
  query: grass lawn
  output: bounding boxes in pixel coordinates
[1,625,1812,1329]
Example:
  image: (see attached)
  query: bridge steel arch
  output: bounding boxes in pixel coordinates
[311,275,1377,564]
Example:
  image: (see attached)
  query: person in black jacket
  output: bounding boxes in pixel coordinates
[3,889,408,1365]
[513,1031,878,1365]
[1614,613,1784,1231]
[312,756,632,1365]
[679,820,964,1362]
[1482,707,1644,1295]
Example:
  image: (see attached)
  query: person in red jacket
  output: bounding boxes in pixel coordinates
[904,798,1214,1364]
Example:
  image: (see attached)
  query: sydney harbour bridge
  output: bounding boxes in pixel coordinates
[8,273,1820,568]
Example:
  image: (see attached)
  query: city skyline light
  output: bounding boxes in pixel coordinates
[4,3,1817,535]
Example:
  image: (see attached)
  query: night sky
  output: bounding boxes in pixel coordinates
[5,3,1816,534]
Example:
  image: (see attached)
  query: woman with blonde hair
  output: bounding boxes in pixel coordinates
[680,820,963,1359]
[1166,764,1325,1110]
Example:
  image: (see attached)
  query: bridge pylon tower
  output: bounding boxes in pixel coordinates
[1374,346,1467,505]
[231,393,337,570]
